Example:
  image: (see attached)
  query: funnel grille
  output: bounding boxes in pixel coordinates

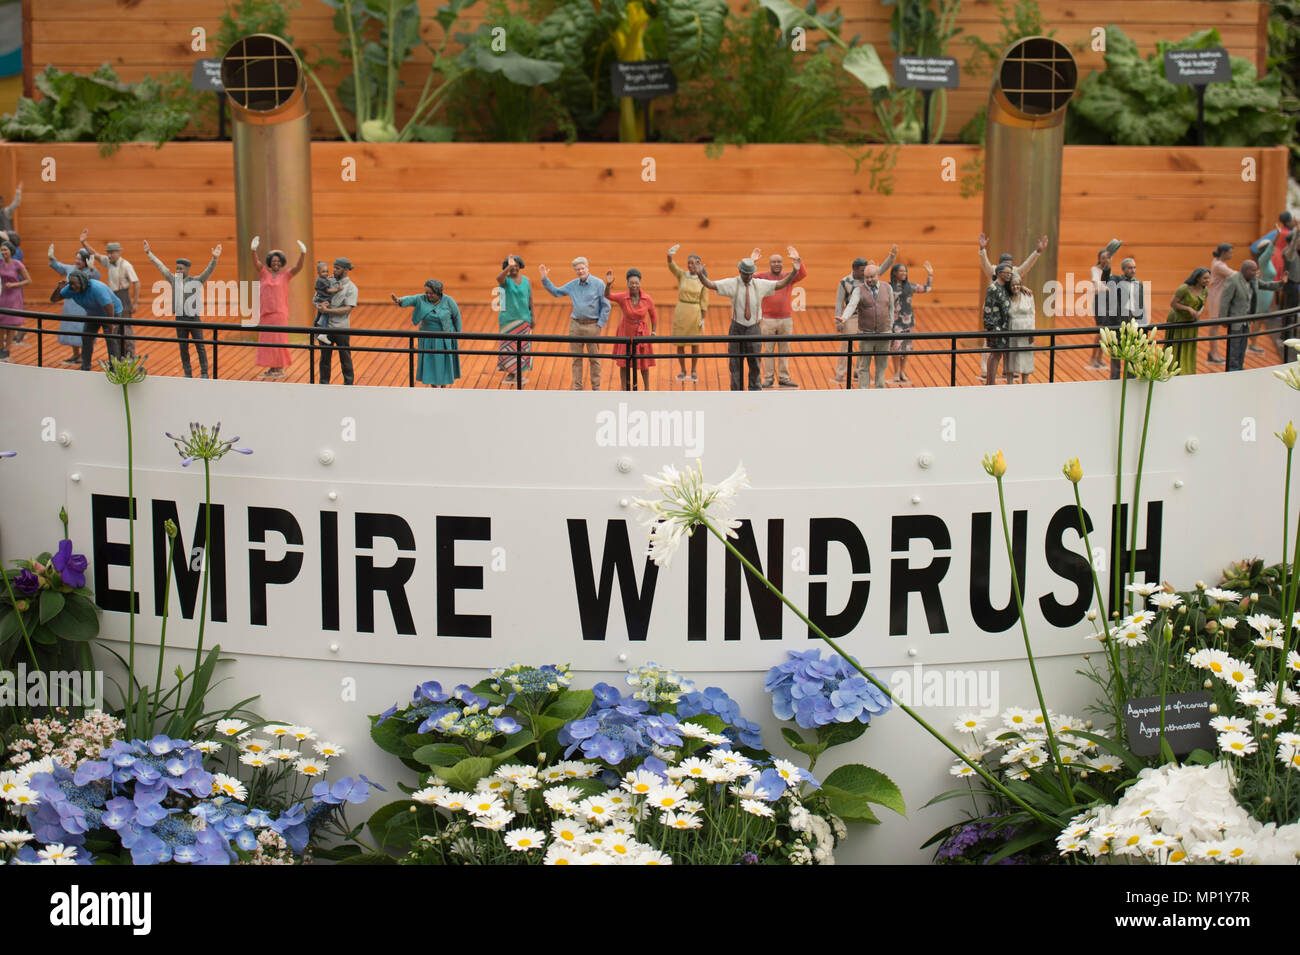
[221,35,300,111]
[998,37,1076,115]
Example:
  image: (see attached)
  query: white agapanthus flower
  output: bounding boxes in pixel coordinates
[631,461,749,567]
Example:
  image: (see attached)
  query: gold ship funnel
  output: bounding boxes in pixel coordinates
[981,37,1077,328]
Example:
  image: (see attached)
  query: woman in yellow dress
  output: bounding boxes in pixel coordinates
[666,244,708,383]
[1165,267,1210,375]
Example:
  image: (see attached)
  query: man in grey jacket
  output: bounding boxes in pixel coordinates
[143,239,221,378]
[840,264,895,389]
[1219,259,1285,372]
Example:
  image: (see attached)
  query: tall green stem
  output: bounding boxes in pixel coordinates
[996,475,1073,805]
[1073,483,1130,714]
[1126,381,1155,612]
[194,459,212,675]
[1,568,41,671]
[702,521,1057,828]
[123,383,137,733]
[1111,363,1128,624]
[152,530,177,730]
[1279,505,1300,703]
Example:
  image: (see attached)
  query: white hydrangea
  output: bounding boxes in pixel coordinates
[1059,762,1300,864]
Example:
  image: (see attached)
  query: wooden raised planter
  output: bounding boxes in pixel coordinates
[0,141,1288,307]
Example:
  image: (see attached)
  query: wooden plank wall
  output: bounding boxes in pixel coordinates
[2,142,1286,309]
[22,0,1269,142]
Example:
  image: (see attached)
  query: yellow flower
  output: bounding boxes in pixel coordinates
[1278,421,1297,450]
[982,450,1007,478]
[1062,458,1083,483]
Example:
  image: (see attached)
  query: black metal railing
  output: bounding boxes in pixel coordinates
[2,303,1298,390]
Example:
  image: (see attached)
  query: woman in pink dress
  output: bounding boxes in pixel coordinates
[1205,243,1235,365]
[0,239,32,360]
[603,267,658,391]
[249,235,306,379]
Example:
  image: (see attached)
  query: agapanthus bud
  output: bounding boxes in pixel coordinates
[1062,458,1082,483]
[1279,421,1298,450]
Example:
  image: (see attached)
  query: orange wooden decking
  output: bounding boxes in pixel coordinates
[6,303,1284,389]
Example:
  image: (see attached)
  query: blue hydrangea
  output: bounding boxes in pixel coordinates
[677,686,765,749]
[764,649,892,730]
[558,683,684,765]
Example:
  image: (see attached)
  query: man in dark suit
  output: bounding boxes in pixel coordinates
[1220,259,1285,371]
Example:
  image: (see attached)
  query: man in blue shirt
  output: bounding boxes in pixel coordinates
[54,270,123,371]
[539,256,610,390]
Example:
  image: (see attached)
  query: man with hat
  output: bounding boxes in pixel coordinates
[143,239,222,378]
[317,256,358,385]
[698,252,803,391]
[81,230,140,356]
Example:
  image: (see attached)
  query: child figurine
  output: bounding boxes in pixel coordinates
[313,261,340,344]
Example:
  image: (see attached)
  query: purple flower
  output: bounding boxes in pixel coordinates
[14,569,40,596]
[52,539,88,589]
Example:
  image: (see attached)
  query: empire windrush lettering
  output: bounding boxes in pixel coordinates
[87,491,1163,643]
[49,886,152,935]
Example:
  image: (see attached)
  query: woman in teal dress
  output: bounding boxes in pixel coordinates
[391,279,462,387]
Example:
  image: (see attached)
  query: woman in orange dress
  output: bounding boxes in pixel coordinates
[249,235,306,379]
[604,267,658,391]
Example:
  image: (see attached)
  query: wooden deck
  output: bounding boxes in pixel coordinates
[7,303,1284,389]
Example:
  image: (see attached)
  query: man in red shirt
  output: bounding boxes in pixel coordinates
[754,246,807,389]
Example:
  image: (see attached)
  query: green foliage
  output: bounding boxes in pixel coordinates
[0,65,195,156]
[669,6,851,146]
[445,6,575,142]
[958,0,1051,144]
[1065,26,1292,148]
[217,0,298,56]
[875,0,963,143]
[1264,0,1300,167]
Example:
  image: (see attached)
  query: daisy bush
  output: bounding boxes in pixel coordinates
[358,661,902,865]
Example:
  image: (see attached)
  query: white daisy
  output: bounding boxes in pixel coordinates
[622,770,663,795]
[543,844,581,865]
[578,795,617,824]
[238,737,272,754]
[433,791,472,812]
[550,819,587,844]
[0,829,35,847]
[1149,592,1182,610]
[466,794,506,817]
[238,752,272,769]
[953,714,986,734]
[1204,587,1241,603]
[211,773,247,800]
[660,810,702,830]
[1125,582,1160,597]
[313,741,345,758]
[502,828,546,851]
[472,810,515,831]
[411,786,449,804]
[286,725,317,742]
[1209,715,1250,733]
[949,761,978,778]
[266,748,299,762]
[740,799,774,817]
[192,741,223,754]
[646,785,690,812]
[214,718,250,737]
[264,724,292,737]
[37,844,79,864]
[293,757,329,777]
[1217,731,1257,756]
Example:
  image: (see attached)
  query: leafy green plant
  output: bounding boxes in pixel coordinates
[673,5,852,146]
[875,0,963,143]
[1264,0,1300,168]
[0,65,195,156]
[1066,26,1292,148]
[527,0,728,141]
[445,6,572,142]
[958,0,1051,144]
[307,0,476,142]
